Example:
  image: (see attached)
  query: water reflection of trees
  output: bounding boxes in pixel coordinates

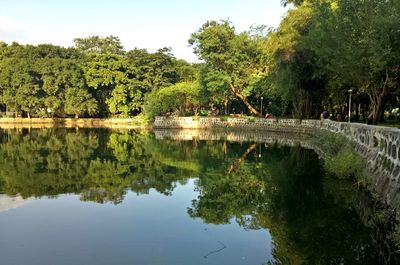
[189,144,398,265]
[0,128,397,264]
[0,129,191,203]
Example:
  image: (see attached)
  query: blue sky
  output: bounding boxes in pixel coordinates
[0,0,288,61]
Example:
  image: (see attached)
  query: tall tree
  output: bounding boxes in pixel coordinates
[189,20,266,115]
[0,43,42,118]
[37,53,91,117]
[126,47,180,92]
[82,53,140,116]
[266,3,327,118]
[305,0,400,124]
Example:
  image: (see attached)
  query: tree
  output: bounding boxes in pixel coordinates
[0,43,42,118]
[74,36,145,117]
[126,47,180,92]
[174,59,197,82]
[305,0,400,124]
[77,39,183,117]
[189,20,266,115]
[265,3,327,118]
[144,81,200,119]
[73,35,124,55]
[64,87,98,118]
[82,53,141,116]
[37,53,88,117]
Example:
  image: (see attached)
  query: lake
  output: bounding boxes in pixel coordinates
[0,128,397,265]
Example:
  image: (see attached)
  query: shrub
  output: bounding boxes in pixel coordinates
[144,81,200,120]
[324,149,363,179]
[313,131,365,182]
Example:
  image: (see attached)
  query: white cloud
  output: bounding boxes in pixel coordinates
[0,16,25,32]
[0,16,27,42]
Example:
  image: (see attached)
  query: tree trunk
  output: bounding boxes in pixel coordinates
[75,114,79,119]
[329,97,334,119]
[369,94,386,125]
[368,70,391,125]
[224,96,228,115]
[362,104,366,121]
[27,112,30,119]
[229,84,259,115]
[227,143,257,174]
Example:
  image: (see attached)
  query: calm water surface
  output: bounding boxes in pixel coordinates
[0,128,397,265]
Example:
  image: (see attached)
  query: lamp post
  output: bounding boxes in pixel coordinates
[260,97,263,117]
[348,89,353,123]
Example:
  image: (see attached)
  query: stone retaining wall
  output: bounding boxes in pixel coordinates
[319,120,400,209]
[154,116,316,133]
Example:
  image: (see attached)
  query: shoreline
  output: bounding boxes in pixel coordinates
[0,117,146,129]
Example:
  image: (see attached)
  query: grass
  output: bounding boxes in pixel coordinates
[312,131,367,185]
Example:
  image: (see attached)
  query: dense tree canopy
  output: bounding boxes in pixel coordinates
[0,37,193,118]
[0,0,399,124]
[305,0,400,124]
[266,0,400,123]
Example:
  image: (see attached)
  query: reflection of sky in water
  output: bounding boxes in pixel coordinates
[0,195,34,213]
[0,179,273,265]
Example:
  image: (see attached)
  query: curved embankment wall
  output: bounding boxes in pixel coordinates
[154,116,400,213]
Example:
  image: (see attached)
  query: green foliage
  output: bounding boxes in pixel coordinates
[304,0,400,123]
[0,37,196,118]
[0,43,41,117]
[0,43,94,117]
[260,0,400,122]
[64,87,98,118]
[325,149,364,179]
[82,53,138,116]
[126,47,181,92]
[38,56,88,116]
[313,131,365,181]
[144,81,200,119]
[266,3,326,118]
[189,20,267,115]
[1,2,399,122]
[73,35,124,55]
